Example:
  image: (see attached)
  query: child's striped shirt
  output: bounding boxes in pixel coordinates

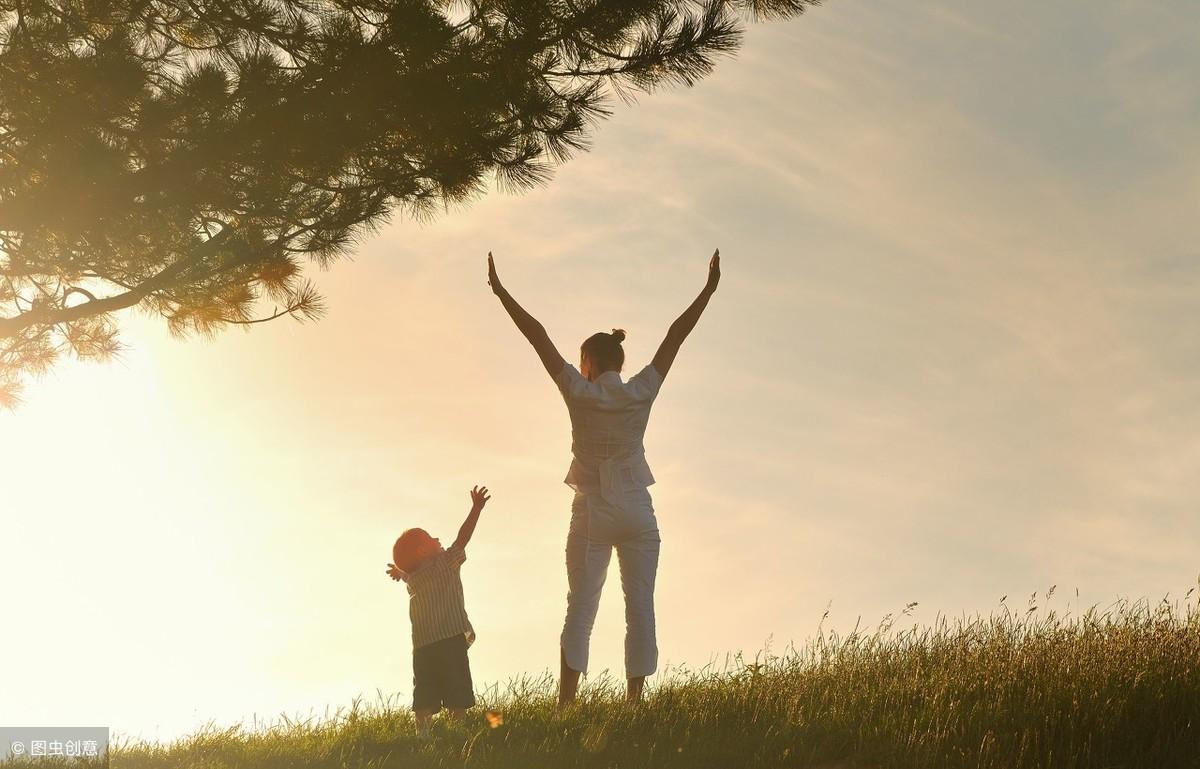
[403,544,475,650]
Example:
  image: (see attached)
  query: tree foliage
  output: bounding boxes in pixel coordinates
[0,0,815,405]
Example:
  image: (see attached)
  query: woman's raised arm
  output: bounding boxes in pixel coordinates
[488,252,567,378]
[651,249,721,379]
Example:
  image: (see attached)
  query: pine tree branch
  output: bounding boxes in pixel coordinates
[0,232,231,338]
[62,286,99,304]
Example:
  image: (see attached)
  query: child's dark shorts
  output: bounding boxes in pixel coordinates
[412,633,475,712]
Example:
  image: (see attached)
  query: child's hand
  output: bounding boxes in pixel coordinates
[386,563,405,581]
[470,485,491,510]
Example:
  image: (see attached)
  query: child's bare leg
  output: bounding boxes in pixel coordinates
[445,707,467,721]
[559,647,582,706]
[626,676,646,703]
[414,709,434,737]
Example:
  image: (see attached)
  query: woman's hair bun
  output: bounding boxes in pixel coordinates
[610,328,627,343]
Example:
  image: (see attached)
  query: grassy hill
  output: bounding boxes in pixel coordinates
[23,591,1200,769]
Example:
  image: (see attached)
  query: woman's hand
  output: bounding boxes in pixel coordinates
[487,252,504,295]
[651,248,721,378]
[704,248,721,295]
[470,484,491,511]
[487,252,568,377]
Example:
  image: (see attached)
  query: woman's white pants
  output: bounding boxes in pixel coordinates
[560,488,660,679]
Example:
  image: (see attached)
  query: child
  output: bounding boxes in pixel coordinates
[387,484,490,736]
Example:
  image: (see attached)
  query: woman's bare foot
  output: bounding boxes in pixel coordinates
[626,676,646,703]
[558,647,582,706]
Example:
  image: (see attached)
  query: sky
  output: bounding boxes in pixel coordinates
[3,0,1199,744]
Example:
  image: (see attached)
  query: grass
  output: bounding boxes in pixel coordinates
[11,589,1200,769]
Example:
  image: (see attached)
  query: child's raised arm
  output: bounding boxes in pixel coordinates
[452,485,491,551]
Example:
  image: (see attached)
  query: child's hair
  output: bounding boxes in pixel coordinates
[581,328,626,373]
[393,528,434,573]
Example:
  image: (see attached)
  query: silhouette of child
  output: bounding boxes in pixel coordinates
[386,485,490,737]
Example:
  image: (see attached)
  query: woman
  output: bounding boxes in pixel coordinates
[487,249,720,704]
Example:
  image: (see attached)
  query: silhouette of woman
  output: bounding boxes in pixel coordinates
[488,249,720,704]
